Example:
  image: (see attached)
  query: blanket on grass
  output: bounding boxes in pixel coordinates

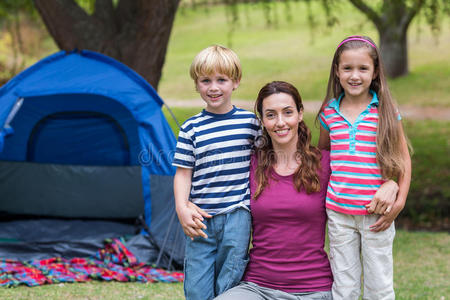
[0,238,183,287]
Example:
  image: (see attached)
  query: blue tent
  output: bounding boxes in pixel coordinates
[0,50,184,267]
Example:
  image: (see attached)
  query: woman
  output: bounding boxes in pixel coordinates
[215,81,333,300]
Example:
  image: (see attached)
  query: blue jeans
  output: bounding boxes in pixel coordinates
[184,207,251,300]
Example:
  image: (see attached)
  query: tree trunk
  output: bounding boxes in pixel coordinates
[348,0,424,78]
[378,26,408,78]
[33,0,180,90]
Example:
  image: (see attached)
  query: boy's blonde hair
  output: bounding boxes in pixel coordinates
[190,45,242,82]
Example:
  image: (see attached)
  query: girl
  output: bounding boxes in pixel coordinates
[317,36,411,300]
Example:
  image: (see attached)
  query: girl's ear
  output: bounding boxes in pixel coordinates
[334,64,339,78]
[372,68,379,80]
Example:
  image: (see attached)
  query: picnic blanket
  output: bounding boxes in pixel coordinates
[0,237,184,287]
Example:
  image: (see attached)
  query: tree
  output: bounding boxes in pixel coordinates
[0,0,36,76]
[345,0,440,77]
[192,0,449,78]
[33,0,180,90]
[30,0,448,90]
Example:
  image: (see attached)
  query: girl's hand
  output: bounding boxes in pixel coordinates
[366,179,399,215]
[369,201,403,232]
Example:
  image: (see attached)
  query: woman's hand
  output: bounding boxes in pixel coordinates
[366,179,399,215]
[369,200,404,232]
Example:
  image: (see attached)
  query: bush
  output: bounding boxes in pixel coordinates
[401,120,450,230]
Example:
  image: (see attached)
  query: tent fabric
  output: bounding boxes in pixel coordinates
[0,50,175,174]
[0,162,143,218]
[0,50,184,266]
[0,219,137,261]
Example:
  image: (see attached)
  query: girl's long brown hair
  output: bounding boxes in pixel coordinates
[253,81,322,199]
[317,36,411,179]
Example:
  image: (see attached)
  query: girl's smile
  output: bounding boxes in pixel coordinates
[336,48,376,101]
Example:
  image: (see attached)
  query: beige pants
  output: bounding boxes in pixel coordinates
[327,209,396,300]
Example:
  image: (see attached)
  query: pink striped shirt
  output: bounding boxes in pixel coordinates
[319,91,387,215]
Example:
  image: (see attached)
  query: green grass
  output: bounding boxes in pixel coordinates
[1,230,448,299]
[159,1,450,107]
[0,281,184,300]
[394,231,450,299]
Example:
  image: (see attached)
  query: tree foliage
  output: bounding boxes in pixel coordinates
[186,0,450,77]
[2,0,448,85]
[0,0,37,76]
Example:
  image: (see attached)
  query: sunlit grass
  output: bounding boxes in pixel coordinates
[1,230,448,300]
[159,1,450,107]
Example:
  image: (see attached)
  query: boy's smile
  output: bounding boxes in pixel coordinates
[196,72,239,114]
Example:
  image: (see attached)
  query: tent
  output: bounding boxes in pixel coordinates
[0,50,184,268]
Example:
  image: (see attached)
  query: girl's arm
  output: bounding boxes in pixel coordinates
[370,124,411,232]
[318,125,331,150]
[174,167,212,239]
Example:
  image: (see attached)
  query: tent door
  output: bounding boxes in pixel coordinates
[26,111,130,166]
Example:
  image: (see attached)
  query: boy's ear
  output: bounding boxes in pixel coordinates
[233,79,240,90]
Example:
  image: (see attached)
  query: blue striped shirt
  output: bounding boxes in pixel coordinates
[173,106,260,215]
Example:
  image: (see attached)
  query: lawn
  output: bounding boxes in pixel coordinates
[1,230,448,300]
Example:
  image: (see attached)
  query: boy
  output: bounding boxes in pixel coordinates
[173,45,259,300]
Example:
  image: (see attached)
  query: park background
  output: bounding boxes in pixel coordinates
[0,0,448,299]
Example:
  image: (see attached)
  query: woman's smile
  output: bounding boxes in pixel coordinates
[262,92,302,149]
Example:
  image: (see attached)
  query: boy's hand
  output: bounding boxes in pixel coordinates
[366,179,399,215]
[369,201,403,232]
[176,202,212,240]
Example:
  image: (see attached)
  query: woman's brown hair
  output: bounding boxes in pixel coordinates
[317,35,411,178]
[253,81,322,199]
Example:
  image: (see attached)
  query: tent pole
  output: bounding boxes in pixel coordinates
[166,223,181,271]
[155,210,176,268]
[163,103,181,129]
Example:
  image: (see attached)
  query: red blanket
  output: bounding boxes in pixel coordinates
[0,238,183,287]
